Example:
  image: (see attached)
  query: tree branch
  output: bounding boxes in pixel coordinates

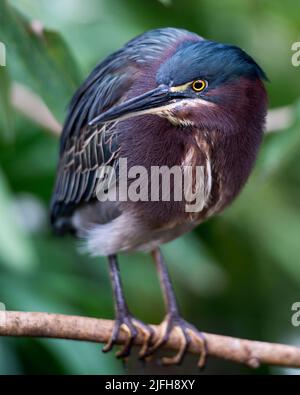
[265,105,294,133]
[1,311,299,369]
[10,83,61,136]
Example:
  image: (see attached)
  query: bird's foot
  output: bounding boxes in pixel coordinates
[103,312,154,359]
[143,313,207,367]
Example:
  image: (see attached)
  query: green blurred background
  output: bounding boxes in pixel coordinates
[0,0,300,375]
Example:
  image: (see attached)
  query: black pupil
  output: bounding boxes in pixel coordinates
[194,81,204,90]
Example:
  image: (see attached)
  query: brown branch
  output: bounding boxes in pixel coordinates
[10,82,61,136]
[0,311,300,369]
[265,105,294,133]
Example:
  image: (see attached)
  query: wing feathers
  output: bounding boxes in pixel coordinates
[51,28,194,229]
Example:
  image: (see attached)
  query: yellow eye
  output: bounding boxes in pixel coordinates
[192,80,207,92]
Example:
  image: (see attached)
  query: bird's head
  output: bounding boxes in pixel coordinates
[89,40,268,134]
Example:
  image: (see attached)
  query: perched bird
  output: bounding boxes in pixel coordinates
[51,28,267,366]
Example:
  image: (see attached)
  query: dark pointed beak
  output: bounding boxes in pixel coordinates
[88,85,174,126]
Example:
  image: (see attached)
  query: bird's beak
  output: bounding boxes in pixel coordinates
[88,85,175,126]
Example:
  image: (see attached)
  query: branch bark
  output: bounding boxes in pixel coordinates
[265,105,294,133]
[10,83,61,136]
[1,311,299,369]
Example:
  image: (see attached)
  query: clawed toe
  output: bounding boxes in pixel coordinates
[133,318,155,358]
[103,314,154,359]
[104,253,207,368]
[142,314,207,367]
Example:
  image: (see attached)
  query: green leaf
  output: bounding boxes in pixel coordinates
[44,340,122,375]
[258,101,300,178]
[0,168,37,270]
[0,339,22,374]
[0,65,14,140]
[162,234,227,296]
[0,0,81,121]
[157,0,173,6]
[226,181,300,283]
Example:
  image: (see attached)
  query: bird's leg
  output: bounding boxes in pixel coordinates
[103,254,154,359]
[145,247,207,367]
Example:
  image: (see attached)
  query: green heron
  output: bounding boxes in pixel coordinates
[51,28,268,366]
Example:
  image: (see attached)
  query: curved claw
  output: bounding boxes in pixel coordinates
[161,323,191,365]
[103,315,154,360]
[133,319,155,359]
[142,314,207,367]
[102,319,122,354]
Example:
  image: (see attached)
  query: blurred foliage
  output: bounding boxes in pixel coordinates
[0,0,299,375]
